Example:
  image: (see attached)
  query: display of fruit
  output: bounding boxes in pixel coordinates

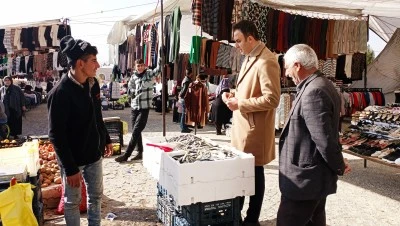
[1,139,17,144]
[39,142,62,187]
[112,143,120,151]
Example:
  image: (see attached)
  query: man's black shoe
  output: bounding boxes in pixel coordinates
[131,153,143,160]
[115,155,129,163]
[181,128,192,133]
[242,221,261,226]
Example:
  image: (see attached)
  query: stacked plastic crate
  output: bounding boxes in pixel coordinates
[103,117,124,155]
[157,183,241,226]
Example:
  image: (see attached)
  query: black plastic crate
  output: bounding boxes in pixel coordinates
[174,215,190,226]
[157,195,176,226]
[104,119,124,151]
[30,173,44,226]
[157,182,168,197]
[180,197,241,226]
[104,120,123,133]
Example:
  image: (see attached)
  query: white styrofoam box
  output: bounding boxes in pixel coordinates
[143,137,168,180]
[161,173,255,206]
[159,148,255,206]
[162,149,254,185]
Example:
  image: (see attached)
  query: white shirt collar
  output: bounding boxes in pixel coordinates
[68,71,84,88]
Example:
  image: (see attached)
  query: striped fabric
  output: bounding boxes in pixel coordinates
[129,66,161,110]
[211,0,220,37]
[216,44,232,69]
[191,0,202,26]
[201,0,212,37]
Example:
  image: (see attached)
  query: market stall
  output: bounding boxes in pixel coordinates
[0,139,45,226]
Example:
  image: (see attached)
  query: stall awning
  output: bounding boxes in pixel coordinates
[254,0,400,42]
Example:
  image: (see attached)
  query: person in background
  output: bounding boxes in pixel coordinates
[210,70,233,135]
[277,44,351,226]
[47,35,112,226]
[0,76,26,139]
[172,80,182,123]
[0,100,8,139]
[25,85,42,106]
[115,58,161,162]
[223,20,281,226]
[179,67,194,133]
[46,78,54,94]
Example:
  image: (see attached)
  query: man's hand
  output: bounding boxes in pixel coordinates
[226,97,239,111]
[104,143,113,158]
[67,172,81,188]
[344,158,351,174]
[222,92,232,103]
[22,106,27,112]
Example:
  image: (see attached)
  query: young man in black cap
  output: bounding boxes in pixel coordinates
[47,35,112,226]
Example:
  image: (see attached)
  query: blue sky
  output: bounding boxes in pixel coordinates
[1,0,387,64]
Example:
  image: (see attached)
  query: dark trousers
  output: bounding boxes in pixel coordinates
[180,102,188,131]
[215,122,222,134]
[240,166,265,223]
[8,108,22,136]
[277,195,327,226]
[124,109,150,157]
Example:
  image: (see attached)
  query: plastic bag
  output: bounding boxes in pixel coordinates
[0,180,39,226]
[55,178,87,215]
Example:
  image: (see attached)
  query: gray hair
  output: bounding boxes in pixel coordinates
[284,44,318,70]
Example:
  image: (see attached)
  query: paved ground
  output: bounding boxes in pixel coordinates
[22,104,400,226]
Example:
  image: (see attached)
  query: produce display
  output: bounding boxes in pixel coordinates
[38,140,61,188]
[0,138,21,148]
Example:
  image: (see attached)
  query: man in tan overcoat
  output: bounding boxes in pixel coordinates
[224,20,281,226]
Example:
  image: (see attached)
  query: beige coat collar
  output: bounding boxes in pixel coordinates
[236,42,266,89]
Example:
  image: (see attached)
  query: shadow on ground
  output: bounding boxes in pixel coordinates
[339,158,400,202]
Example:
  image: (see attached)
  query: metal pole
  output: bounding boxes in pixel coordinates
[161,0,166,137]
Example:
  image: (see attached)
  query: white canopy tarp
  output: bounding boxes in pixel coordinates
[109,0,400,45]
[351,28,400,103]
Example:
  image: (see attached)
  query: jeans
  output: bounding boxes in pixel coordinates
[180,102,188,131]
[125,109,150,156]
[61,158,103,226]
[240,166,265,223]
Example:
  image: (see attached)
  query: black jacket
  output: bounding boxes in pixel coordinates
[179,76,192,99]
[47,74,111,176]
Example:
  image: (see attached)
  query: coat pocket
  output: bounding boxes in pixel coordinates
[247,113,255,128]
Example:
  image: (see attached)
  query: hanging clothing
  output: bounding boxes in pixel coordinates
[184,81,209,127]
[192,0,202,26]
[201,0,212,35]
[351,53,366,80]
[216,44,232,69]
[217,0,234,41]
[189,36,202,64]
[0,29,6,54]
[169,7,182,63]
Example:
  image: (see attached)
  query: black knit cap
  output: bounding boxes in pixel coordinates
[60,35,97,64]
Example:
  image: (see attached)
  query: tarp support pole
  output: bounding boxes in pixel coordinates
[161,0,166,137]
